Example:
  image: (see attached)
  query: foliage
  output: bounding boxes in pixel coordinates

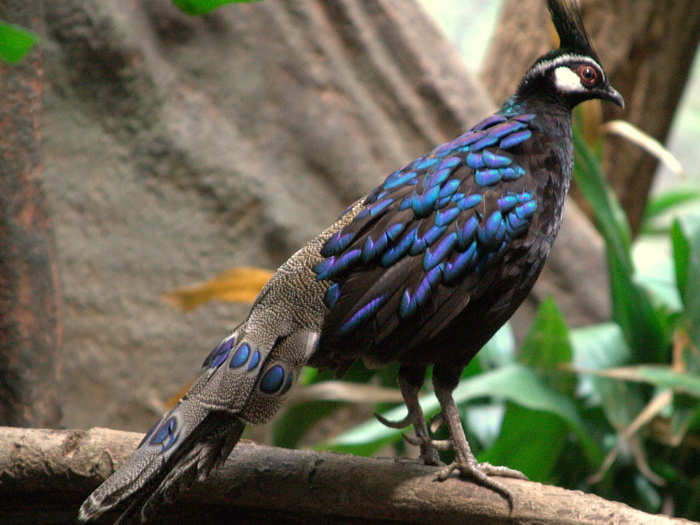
[173,0,259,16]
[307,120,700,519]
[0,21,38,64]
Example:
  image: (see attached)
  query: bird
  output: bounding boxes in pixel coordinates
[79,0,623,522]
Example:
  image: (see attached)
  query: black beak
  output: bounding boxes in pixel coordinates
[601,84,624,109]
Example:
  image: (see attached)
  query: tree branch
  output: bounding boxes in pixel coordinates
[0,427,693,525]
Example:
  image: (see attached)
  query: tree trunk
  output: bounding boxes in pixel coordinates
[482,0,700,234]
[0,0,62,427]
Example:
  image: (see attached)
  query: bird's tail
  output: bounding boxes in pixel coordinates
[79,402,245,524]
[79,325,320,523]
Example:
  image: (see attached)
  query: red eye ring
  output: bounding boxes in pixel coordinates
[576,64,599,88]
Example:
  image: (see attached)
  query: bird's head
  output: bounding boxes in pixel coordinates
[516,0,624,110]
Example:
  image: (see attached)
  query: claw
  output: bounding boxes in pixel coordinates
[402,433,452,451]
[436,459,527,512]
[429,413,444,433]
[374,411,412,429]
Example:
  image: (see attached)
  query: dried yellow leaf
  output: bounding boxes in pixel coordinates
[162,266,273,311]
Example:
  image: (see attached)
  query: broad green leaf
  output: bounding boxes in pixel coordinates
[464,403,504,449]
[634,250,682,311]
[0,21,38,64]
[479,322,516,369]
[320,364,600,464]
[598,377,645,430]
[173,0,258,15]
[519,297,574,394]
[570,323,643,429]
[570,322,628,400]
[479,404,567,482]
[571,322,631,369]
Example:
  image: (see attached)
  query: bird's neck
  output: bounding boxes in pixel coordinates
[500,90,571,118]
[501,91,575,212]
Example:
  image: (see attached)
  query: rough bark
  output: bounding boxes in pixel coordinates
[0,427,695,525]
[0,0,62,427]
[41,0,608,432]
[482,0,700,234]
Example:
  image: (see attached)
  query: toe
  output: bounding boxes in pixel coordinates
[478,462,528,480]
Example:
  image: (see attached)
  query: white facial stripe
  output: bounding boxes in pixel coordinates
[526,53,604,83]
[554,66,583,92]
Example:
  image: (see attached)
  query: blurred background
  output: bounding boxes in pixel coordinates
[1,0,698,519]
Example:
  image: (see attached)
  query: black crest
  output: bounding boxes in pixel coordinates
[547,0,599,61]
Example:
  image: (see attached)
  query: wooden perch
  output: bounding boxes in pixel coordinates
[0,427,695,525]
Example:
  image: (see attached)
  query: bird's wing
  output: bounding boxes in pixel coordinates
[312,112,540,363]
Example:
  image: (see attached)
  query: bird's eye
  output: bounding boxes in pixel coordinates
[575,64,599,87]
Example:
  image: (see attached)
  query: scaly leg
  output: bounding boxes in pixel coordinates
[433,364,527,511]
[374,365,442,466]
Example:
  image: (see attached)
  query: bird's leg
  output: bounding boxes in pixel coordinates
[374,365,442,466]
[432,365,527,511]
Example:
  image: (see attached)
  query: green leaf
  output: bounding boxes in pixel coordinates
[519,297,574,394]
[570,323,644,429]
[642,188,700,229]
[572,126,633,272]
[634,252,682,311]
[571,322,631,368]
[669,401,700,445]
[671,219,691,306]
[479,322,516,369]
[173,0,258,15]
[635,474,662,512]
[633,366,700,398]
[320,364,601,465]
[672,215,700,350]
[479,404,568,482]
[572,127,668,360]
[0,21,38,64]
[607,250,669,362]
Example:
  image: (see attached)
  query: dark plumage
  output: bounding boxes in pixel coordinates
[79,0,623,522]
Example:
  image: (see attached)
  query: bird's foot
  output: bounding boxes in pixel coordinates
[436,457,527,511]
[374,411,444,465]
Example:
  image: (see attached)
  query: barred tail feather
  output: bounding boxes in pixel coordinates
[78,400,245,523]
[79,324,320,522]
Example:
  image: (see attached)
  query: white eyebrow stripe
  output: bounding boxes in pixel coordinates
[526,54,605,81]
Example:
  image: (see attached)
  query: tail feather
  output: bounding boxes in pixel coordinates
[78,326,319,522]
[79,399,245,523]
